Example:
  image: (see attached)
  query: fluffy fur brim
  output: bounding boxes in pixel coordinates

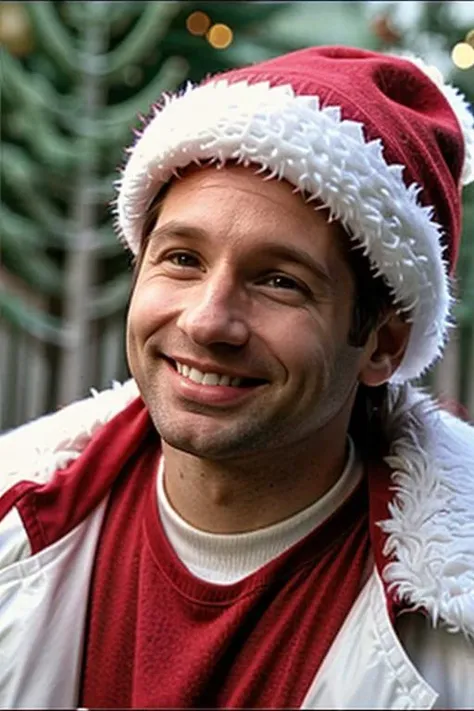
[380,385,474,639]
[114,80,451,383]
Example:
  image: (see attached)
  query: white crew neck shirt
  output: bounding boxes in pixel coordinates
[157,437,362,585]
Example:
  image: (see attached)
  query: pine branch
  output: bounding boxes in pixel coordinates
[1,49,77,123]
[99,56,188,134]
[1,146,69,237]
[26,2,84,76]
[0,290,65,346]
[2,230,63,296]
[0,205,63,249]
[103,1,182,80]
[87,275,132,319]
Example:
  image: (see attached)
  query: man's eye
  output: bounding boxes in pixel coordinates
[167,252,200,268]
[264,274,305,292]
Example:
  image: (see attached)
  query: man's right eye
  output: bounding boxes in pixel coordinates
[167,252,200,268]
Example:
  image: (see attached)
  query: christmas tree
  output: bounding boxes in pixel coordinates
[0,0,289,429]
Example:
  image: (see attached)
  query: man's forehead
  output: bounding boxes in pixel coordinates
[156,163,334,233]
[159,162,304,203]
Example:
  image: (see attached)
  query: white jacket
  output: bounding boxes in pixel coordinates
[0,380,473,709]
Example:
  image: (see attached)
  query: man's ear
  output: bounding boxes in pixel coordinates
[359,311,411,387]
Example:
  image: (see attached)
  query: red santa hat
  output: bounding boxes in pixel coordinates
[115,45,474,383]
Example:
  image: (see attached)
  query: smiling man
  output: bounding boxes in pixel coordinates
[1,46,474,709]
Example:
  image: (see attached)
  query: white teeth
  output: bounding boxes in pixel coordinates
[203,373,220,386]
[174,362,243,387]
[189,367,204,384]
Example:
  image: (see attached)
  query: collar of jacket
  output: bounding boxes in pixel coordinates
[1,379,473,639]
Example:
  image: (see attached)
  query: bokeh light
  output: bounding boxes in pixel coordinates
[0,2,34,56]
[451,41,474,70]
[207,23,233,50]
[186,11,211,37]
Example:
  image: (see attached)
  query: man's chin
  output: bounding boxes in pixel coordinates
[156,416,273,461]
[160,432,245,460]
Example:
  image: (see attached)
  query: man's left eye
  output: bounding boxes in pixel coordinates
[168,252,200,268]
[265,275,304,291]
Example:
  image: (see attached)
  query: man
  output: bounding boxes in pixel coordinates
[1,46,473,709]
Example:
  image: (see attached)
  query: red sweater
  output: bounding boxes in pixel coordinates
[78,400,371,708]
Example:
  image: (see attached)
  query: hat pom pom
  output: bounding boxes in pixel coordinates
[396,53,474,186]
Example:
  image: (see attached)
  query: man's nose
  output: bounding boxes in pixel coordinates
[176,269,250,348]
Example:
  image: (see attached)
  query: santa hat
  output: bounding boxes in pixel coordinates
[115,45,474,383]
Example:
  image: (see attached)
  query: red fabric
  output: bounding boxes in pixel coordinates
[3,398,150,554]
[211,46,463,272]
[75,400,372,708]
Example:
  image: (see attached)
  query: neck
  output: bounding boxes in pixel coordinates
[162,417,355,534]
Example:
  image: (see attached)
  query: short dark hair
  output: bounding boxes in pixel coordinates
[346,242,394,347]
[129,187,170,293]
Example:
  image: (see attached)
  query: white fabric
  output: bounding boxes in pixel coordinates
[0,499,108,709]
[158,437,361,584]
[397,613,474,709]
[0,508,31,568]
[301,572,438,710]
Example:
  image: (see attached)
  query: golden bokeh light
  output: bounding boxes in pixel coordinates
[207,23,233,50]
[451,42,474,70]
[466,29,474,47]
[0,2,34,56]
[186,11,211,37]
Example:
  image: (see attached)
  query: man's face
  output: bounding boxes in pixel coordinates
[127,165,368,460]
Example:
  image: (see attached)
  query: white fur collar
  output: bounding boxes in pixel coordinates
[1,380,473,637]
[379,385,474,639]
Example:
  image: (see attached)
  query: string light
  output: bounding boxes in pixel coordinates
[451,42,474,70]
[0,2,34,56]
[207,23,233,50]
[186,11,211,37]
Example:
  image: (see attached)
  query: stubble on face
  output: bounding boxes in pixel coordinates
[138,337,363,463]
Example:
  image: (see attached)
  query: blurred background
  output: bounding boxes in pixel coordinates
[1,0,473,431]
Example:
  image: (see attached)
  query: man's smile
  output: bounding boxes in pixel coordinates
[164,357,268,407]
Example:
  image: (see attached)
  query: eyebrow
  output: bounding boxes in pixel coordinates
[260,244,335,292]
[148,220,335,291]
[148,220,207,243]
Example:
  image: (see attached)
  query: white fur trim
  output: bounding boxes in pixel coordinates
[0,379,139,495]
[398,54,474,186]
[2,380,474,639]
[115,80,452,382]
[380,384,474,639]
